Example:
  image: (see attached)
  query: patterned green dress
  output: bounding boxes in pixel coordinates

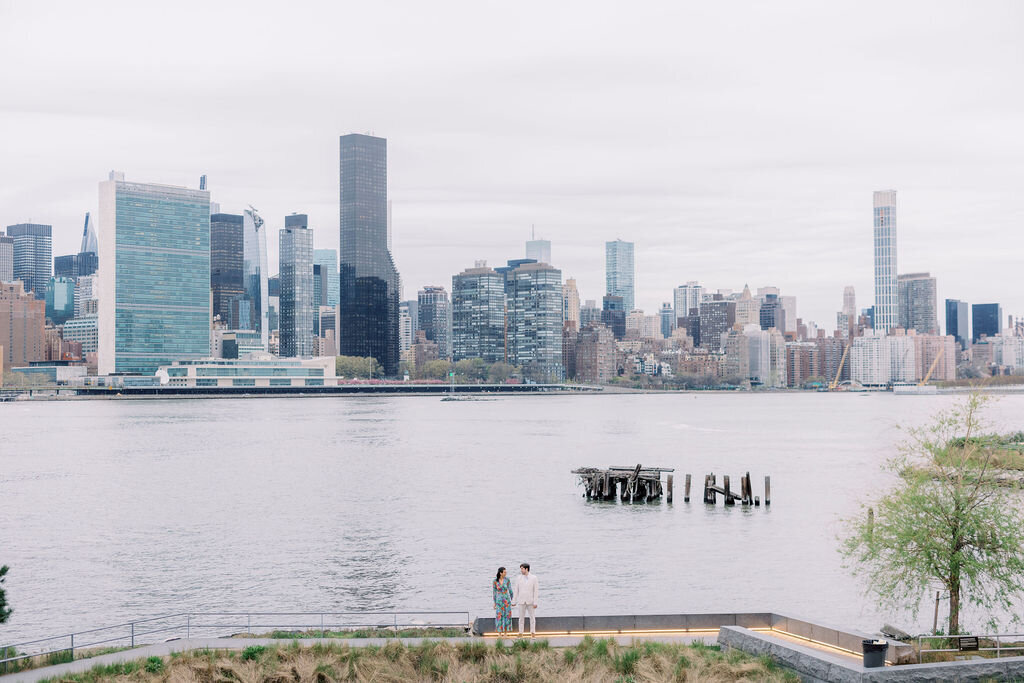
[492,577,513,634]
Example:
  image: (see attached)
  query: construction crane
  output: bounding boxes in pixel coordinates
[829,343,850,391]
[919,346,945,386]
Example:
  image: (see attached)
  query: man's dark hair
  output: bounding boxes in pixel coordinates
[520,563,530,571]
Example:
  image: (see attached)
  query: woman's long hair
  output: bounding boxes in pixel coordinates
[495,566,506,582]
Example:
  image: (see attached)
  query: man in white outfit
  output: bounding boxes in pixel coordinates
[513,562,539,636]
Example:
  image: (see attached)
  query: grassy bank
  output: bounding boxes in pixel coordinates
[39,637,797,682]
[238,627,469,640]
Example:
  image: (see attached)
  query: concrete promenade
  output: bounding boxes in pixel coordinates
[0,634,711,683]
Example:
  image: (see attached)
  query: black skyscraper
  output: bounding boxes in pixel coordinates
[945,299,970,348]
[210,213,244,327]
[338,133,400,375]
[972,303,1002,342]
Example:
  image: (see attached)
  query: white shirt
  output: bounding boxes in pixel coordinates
[513,573,539,606]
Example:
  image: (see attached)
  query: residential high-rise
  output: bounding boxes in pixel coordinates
[452,264,505,363]
[210,212,244,327]
[418,285,451,359]
[0,231,13,282]
[279,214,315,358]
[601,295,626,339]
[562,278,580,328]
[850,330,892,386]
[673,281,703,323]
[45,276,75,324]
[504,260,563,379]
[945,299,970,348]
[399,300,418,353]
[7,223,52,300]
[872,190,898,332]
[314,249,340,307]
[575,322,616,383]
[74,275,97,318]
[699,298,736,351]
[526,237,552,265]
[1,281,46,367]
[578,299,599,327]
[759,294,785,331]
[98,172,211,375]
[660,302,675,338]
[972,303,1002,342]
[897,272,938,334]
[605,239,635,312]
[338,133,400,375]
[837,286,856,336]
[780,295,797,334]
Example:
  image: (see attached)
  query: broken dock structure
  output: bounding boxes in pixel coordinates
[572,464,676,503]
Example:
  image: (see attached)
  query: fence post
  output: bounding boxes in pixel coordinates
[394,613,398,632]
[71,633,75,660]
[996,635,1001,659]
[131,622,135,648]
[917,636,921,664]
[320,613,325,637]
[247,614,251,634]
[187,614,191,639]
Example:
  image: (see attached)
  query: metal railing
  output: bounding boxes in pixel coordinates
[916,633,1024,663]
[0,610,470,672]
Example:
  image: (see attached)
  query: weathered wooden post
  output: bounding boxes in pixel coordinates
[754,495,760,506]
[724,475,734,506]
[684,473,691,503]
[764,475,771,506]
[666,474,673,503]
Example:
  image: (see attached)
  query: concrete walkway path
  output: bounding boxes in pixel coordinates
[1,633,714,682]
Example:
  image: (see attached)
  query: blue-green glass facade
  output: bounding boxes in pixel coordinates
[110,182,210,374]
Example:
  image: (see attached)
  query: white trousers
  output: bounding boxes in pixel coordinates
[517,604,536,634]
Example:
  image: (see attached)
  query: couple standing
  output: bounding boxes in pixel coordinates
[492,563,539,636]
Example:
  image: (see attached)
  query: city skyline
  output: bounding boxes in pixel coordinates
[2,2,1023,326]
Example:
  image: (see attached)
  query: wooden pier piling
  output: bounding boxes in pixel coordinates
[666,474,673,503]
[684,474,691,503]
[764,475,771,506]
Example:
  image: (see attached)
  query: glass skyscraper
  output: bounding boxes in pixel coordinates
[98,172,211,375]
[242,208,270,350]
[504,260,564,380]
[945,299,969,348]
[897,272,938,335]
[972,303,1002,342]
[45,276,75,324]
[210,212,245,327]
[605,239,635,312]
[6,223,52,300]
[452,264,506,363]
[873,190,898,332]
[314,249,339,307]
[417,285,451,359]
[339,133,400,375]
[279,214,315,358]
[0,232,13,282]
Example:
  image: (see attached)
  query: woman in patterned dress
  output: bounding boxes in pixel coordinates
[492,567,513,635]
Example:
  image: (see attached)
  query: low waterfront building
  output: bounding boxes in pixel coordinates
[156,356,336,388]
[11,360,87,384]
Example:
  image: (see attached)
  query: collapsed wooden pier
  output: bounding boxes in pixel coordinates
[572,465,771,507]
[572,464,675,502]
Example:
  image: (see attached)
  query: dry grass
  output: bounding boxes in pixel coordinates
[39,637,798,682]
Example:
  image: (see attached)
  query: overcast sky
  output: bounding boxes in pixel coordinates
[1,1,1021,327]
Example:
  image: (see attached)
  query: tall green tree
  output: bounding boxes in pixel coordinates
[0,565,11,623]
[335,356,381,379]
[842,394,1024,633]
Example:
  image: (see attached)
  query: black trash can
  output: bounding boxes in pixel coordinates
[862,639,887,668]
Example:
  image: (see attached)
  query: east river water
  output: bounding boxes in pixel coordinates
[2,392,1023,644]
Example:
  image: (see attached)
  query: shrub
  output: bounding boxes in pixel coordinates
[613,648,640,675]
[240,645,267,661]
[144,656,164,673]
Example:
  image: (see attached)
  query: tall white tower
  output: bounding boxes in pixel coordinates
[872,190,898,332]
